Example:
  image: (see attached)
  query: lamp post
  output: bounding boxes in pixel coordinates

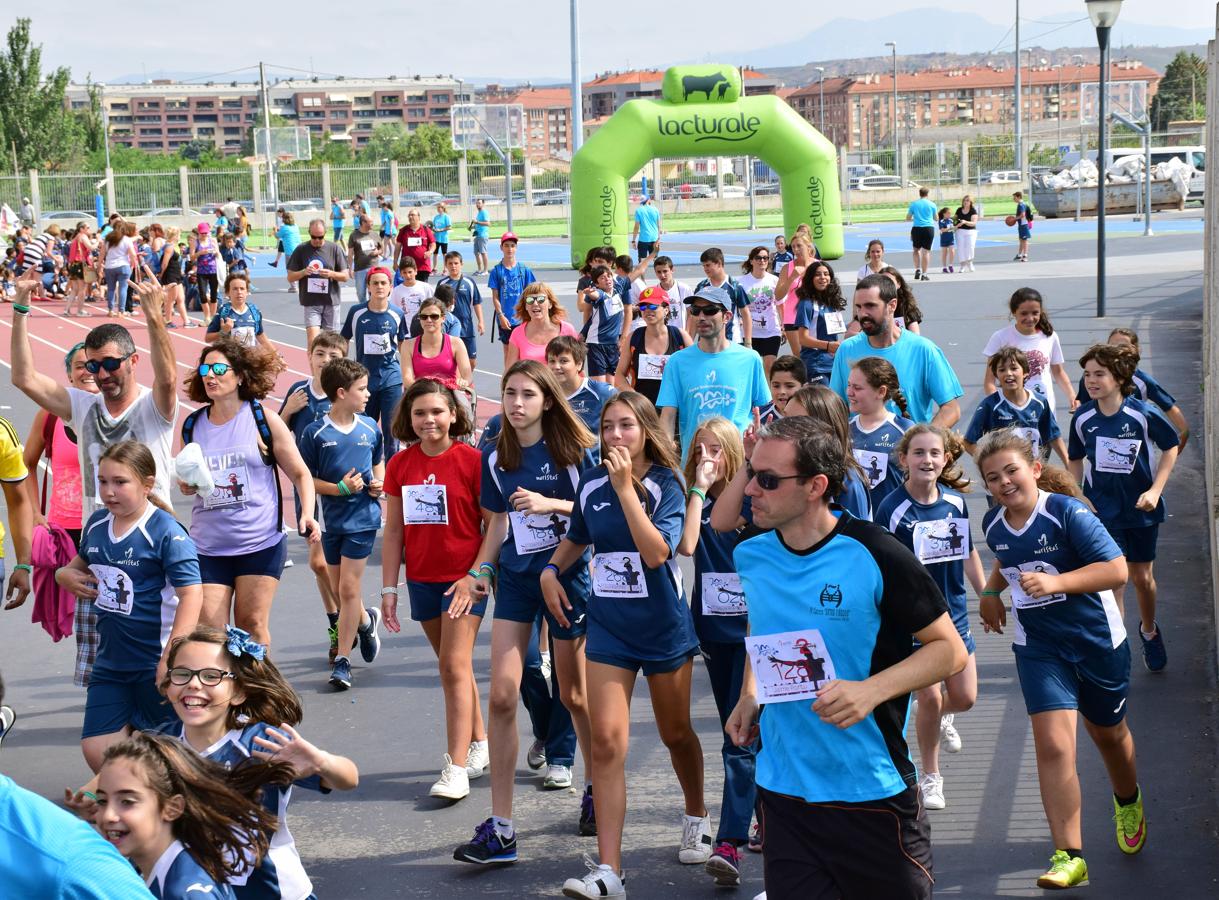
[1087,0,1124,318]
[884,42,898,152]
[570,0,584,154]
[1053,64,1064,149]
[1014,0,1022,174]
[815,67,826,131]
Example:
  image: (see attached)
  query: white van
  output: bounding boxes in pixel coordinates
[846,164,885,189]
[1106,146,1205,202]
[981,170,1023,184]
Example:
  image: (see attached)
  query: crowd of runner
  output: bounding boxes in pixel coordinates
[0,209,1188,899]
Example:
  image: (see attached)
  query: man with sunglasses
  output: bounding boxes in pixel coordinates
[10,268,178,520]
[656,286,771,460]
[287,219,350,347]
[727,416,967,900]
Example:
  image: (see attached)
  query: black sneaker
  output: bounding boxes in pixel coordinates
[579,785,597,836]
[454,818,518,864]
[329,656,352,691]
[358,606,382,663]
[914,269,921,281]
[0,705,15,748]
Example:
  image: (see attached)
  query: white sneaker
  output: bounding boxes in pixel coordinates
[562,853,625,898]
[544,764,573,790]
[678,813,714,864]
[429,754,470,800]
[539,650,552,682]
[920,772,946,810]
[465,740,489,778]
[526,738,546,770]
[940,714,962,753]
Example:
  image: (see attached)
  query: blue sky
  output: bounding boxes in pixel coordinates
[33,1,1216,84]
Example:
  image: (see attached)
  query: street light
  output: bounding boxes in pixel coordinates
[884,42,898,152]
[815,67,826,132]
[1087,0,1124,317]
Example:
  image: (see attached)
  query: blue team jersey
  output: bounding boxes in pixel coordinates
[838,470,872,521]
[795,299,849,379]
[566,379,617,435]
[567,463,697,662]
[734,511,947,804]
[583,288,625,345]
[965,390,1060,458]
[770,249,794,274]
[279,379,331,449]
[830,330,963,424]
[982,490,1125,660]
[207,302,263,348]
[1075,368,1177,414]
[481,439,595,576]
[146,840,234,900]
[340,303,408,388]
[435,275,482,339]
[80,506,200,676]
[875,485,974,647]
[691,492,751,644]
[488,263,536,329]
[693,277,750,342]
[299,415,383,534]
[1068,396,1179,528]
[849,412,914,509]
[655,343,771,458]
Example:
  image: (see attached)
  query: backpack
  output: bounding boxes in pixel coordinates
[1022,202,1034,223]
[181,399,282,528]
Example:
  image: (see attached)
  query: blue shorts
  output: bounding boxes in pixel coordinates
[321,528,378,566]
[83,669,178,739]
[1107,524,1159,564]
[494,566,589,640]
[586,342,620,377]
[586,647,697,677]
[1013,640,1131,727]
[461,334,477,360]
[199,536,287,586]
[1018,223,1032,241]
[408,579,487,622]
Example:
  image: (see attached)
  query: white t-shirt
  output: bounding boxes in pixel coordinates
[68,386,175,524]
[738,272,781,339]
[390,282,435,323]
[982,325,1066,410]
[104,237,135,270]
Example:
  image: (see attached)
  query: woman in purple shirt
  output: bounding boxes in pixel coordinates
[179,339,320,646]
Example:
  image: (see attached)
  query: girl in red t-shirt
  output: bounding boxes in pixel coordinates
[381,377,488,800]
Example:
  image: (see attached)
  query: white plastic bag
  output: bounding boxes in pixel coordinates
[174,442,214,494]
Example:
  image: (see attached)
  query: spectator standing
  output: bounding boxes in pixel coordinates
[1013,191,1033,262]
[330,196,345,243]
[631,196,662,259]
[287,219,350,346]
[905,187,938,281]
[395,209,437,282]
[954,195,980,272]
[471,199,491,275]
[18,198,34,228]
[432,202,452,270]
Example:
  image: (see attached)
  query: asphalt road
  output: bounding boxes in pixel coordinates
[0,219,1215,899]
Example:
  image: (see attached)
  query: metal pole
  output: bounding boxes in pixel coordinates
[1096,25,1110,318]
[1142,122,1153,235]
[569,0,584,153]
[891,46,898,151]
[746,155,756,230]
[259,62,278,235]
[816,67,826,131]
[1057,66,1063,150]
[97,83,112,217]
[1014,0,1022,172]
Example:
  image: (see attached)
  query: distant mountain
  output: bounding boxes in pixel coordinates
[737,9,1212,71]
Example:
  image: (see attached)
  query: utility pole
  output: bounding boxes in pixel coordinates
[259,62,279,234]
[885,43,898,152]
[570,0,584,154]
[1014,0,1023,175]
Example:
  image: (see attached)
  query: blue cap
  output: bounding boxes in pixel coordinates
[688,285,731,310]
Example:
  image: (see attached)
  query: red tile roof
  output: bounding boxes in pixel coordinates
[502,86,572,109]
[790,62,1158,97]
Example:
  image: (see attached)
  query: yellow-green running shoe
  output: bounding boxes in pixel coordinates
[1036,850,1088,889]
[1114,789,1147,854]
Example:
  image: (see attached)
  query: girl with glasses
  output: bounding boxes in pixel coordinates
[179,341,321,649]
[614,286,692,405]
[506,283,580,367]
[403,297,472,390]
[738,246,783,377]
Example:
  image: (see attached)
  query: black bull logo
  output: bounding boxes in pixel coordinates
[682,72,730,101]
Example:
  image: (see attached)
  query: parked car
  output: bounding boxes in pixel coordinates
[141,207,203,218]
[981,170,1023,184]
[752,182,781,195]
[41,210,95,222]
[533,189,570,206]
[470,193,504,205]
[847,164,886,181]
[664,183,715,199]
[278,199,322,214]
[854,176,922,191]
[399,191,446,207]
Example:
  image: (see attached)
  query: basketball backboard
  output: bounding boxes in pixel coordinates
[450,104,525,152]
[1080,81,1148,126]
[254,126,312,162]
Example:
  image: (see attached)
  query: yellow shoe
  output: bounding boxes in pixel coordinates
[1114,788,1147,854]
[1036,850,1088,889]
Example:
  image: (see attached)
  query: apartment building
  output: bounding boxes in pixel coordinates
[582,67,782,120]
[481,85,575,160]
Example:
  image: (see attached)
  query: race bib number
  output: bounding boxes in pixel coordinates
[853,449,888,489]
[203,458,252,510]
[91,564,135,616]
[363,332,394,356]
[359,238,378,254]
[1095,437,1141,474]
[701,572,746,616]
[637,353,668,381]
[406,236,423,247]
[591,552,648,598]
[912,517,970,564]
[1000,562,1067,610]
[822,311,846,335]
[1016,426,1042,458]
[306,277,329,295]
[510,511,569,555]
[231,326,256,348]
[403,482,448,525]
[745,628,837,703]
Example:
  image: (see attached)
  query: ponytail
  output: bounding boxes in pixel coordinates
[851,356,911,419]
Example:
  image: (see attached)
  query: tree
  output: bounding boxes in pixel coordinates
[1150,51,1206,131]
[314,133,354,165]
[0,18,85,170]
[360,123,411,163]
[404,123,459,163]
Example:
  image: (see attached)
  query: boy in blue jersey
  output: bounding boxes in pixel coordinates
[694,247,752,345]
[965,347,1068,465]
[488,232,536,364]
[340,265,409,460]
[1069,343,1179,672]
[300,358,385,690]
[727,417,965,900]
[280,331,348,662]
[977,429,1144,889]
[437,251,485,362]
[578,264,627,382]
[205,272,275,355]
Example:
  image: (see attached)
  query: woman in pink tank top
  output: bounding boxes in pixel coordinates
[774,234,817,357]
[404,297,472,388]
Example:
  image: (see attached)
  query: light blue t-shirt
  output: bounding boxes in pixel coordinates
[276,223,300,255]
[634,203,661,242]
[908,197,938,228]
[655,342,771,457]
[474,210,489,239]
[830,330,962,424]
[433,213,452,240]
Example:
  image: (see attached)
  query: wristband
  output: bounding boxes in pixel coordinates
[542,563,561,578]
[466,569,482,580]
[980,590,1003,597]
[337,480,351,496]
[12,304,29,315]
[12,564,32,574]
[479,563,497,578]
[687,487,707,503]
[80,791,98,802]
[380,586,398,596]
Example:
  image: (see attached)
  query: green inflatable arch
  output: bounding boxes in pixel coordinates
[569,64,843,268]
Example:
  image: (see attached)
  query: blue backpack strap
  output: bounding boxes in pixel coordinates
[248,398,284,531]
[181,407,203,446]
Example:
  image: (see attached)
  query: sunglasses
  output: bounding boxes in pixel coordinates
[686,306,725,317]
[84,353,133,374]
[637,303,664,311]
[198,362,232,377]
[167,666,235,687]
[418,313,442,321]
[309,235,326,242]
[746,461,807,491]
[523,297,548,306]
[753,255,771,261]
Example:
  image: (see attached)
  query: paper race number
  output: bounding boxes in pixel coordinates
[745,629,837,703]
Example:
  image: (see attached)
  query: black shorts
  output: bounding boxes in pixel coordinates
[752,335,783,357]
[910,226,935,252]
[758,785,933,900]
[637,240,658,257]
[436,242,449,255]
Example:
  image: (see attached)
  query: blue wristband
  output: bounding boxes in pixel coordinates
[542,563,560,578]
